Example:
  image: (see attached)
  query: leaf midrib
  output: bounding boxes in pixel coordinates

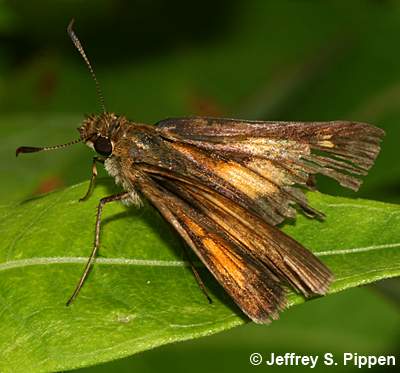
[1,241,399,273]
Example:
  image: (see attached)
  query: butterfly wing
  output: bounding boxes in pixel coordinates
[154,176,333,295]
[155,117,384,221]
[126,117,383,322]
[132,118,384,226]
[137,175,286,323]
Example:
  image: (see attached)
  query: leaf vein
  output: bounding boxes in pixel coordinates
[0,257,189,272]
[316,242,400,256]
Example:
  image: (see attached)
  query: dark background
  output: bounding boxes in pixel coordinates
[1,1,399,372]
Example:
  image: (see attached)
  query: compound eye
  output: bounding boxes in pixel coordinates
[94,136,112,156]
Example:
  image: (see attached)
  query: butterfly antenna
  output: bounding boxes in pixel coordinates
[16,138,83,157]
[67,18,106,113]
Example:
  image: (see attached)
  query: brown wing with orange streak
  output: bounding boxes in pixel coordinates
[155,117,384,223]
[137,175,286,323]
[137,173,333,323]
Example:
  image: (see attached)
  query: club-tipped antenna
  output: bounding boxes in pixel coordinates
[67,18,106,113]
[16,138,83,157]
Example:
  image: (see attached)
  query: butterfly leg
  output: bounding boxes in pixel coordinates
[79,156,105,202]
[66,192,130,306]
[137,178,213,304]
[182,243,213,304]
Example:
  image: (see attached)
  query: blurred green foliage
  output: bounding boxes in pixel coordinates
[1,0,399,372]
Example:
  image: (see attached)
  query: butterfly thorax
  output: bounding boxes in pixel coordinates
[79,112,162,206]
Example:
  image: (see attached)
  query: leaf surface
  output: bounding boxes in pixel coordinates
[0,181,399,372]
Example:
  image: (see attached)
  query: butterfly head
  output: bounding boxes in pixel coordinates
[78,112,124,157]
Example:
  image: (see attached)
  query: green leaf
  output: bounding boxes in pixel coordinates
[0,180,399,372]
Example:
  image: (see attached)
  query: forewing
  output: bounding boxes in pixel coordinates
[137,175,286,323]
[153,117,385,225]
[151,176,333,297]
[156,116,385,194]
